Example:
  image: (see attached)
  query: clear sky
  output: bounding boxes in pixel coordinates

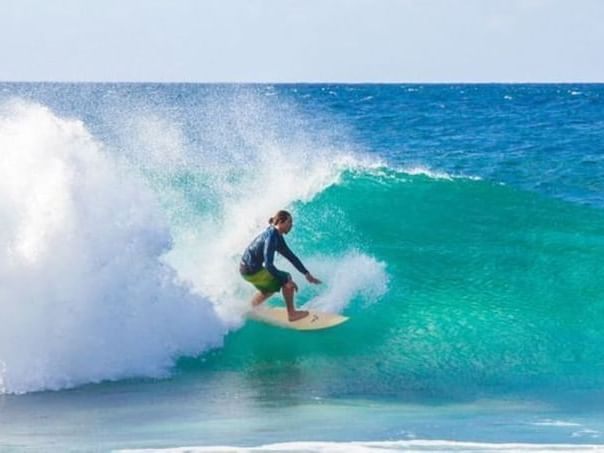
[2,0,603,82]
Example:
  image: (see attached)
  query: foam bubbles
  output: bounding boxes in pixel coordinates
[302,252,389,313]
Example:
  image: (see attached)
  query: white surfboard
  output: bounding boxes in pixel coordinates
[248,307,348,331]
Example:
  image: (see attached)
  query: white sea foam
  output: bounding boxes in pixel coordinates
[0,100,226,394]
[119,439,604,452]
[400,165,481,181]
[303,252,388,313]
[532,420,582,427]
[572,429,601,439]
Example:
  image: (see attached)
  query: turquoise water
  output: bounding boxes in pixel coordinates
[1,84,604,450]
[204,170,604,397]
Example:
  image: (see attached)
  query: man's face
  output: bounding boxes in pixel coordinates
[283,217,293,234]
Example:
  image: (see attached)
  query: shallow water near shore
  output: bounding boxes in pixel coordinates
[2,372,604,451]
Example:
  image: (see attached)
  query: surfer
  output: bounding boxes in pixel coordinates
[240,210,322,321]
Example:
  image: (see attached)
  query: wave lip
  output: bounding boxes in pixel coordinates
[399,165,482,181]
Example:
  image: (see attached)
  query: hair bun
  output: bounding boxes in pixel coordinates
[269,210,291,226]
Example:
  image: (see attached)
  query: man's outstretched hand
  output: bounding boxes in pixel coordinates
[305,273,322,284]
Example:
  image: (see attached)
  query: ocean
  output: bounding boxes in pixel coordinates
[1,83,604,451]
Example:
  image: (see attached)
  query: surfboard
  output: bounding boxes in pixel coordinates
[248,307,349,331]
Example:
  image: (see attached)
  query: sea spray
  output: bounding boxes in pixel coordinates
[303,252,389,313]
[112,89,387,320]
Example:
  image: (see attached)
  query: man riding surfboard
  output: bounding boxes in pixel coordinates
[239,210,321,321]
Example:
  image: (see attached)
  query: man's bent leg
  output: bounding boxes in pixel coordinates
[282,284,309,322]
[251,291,273,307]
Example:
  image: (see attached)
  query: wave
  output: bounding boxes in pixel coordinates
[202,166,604,398]
[0,97,388,394]
[5,90,604,398]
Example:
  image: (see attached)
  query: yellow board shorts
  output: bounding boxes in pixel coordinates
[242,268,290,294]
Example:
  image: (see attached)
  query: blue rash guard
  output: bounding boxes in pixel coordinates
[240,226,309,284]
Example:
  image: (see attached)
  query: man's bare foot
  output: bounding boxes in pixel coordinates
[288,310,309,322]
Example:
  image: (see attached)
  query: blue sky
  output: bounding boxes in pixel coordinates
[2,0,603,82]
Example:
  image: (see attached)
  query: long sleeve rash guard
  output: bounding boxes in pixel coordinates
[240,226,308,284]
